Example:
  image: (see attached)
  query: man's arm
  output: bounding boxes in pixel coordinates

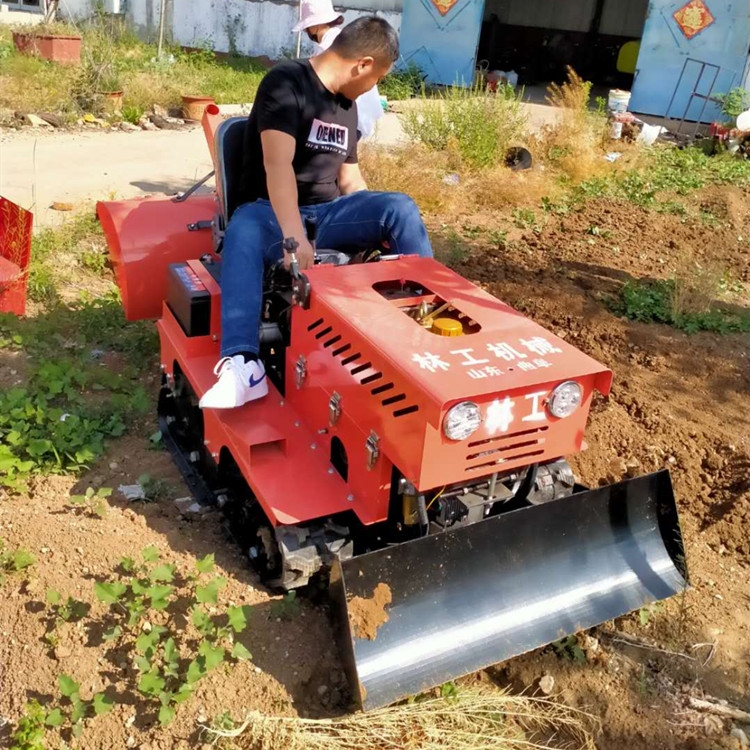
[338,162,368,195]
[261,130,315,270]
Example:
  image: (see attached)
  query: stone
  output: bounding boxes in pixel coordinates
[138,115,157,131]
[54,645,72,659]
[317,684,328,696]
[730,727,749,748]
[152,103,168,118]
[119,121,140,132]
[24,113,51,128]
[38,112,63,128]
[51,202,74,212]
[539,674,555,695]
[150,114,183,130]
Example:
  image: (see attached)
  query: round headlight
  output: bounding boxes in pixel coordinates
[443,401,482,441]
[548,381,583,418]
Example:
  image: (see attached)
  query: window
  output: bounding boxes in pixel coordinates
[0,0,43,11]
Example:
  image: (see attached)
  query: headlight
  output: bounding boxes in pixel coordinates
[443,401,482,441]
[548,381,583,418]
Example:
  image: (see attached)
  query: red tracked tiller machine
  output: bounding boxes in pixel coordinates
[98,106,687,710]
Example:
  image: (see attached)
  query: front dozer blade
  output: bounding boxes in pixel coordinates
[331,470,687,711]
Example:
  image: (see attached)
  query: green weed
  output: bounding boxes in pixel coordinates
[44,590,90,646]
[403,83,527,169]
[638,601,663,627]
[440,681,460,700]
[551,635,586,663]
[610,278,750,334]
[69,486,112,518]
[378,63,424,101]
[137,474,171,503]
[270,591,301,622]
[9,700,47,750]
[94,549,252,725]
[0,539,35,582]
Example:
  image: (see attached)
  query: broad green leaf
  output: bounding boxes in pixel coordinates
[191,607,213,635]
[93,692,114,716]
[173,684,194,704]
[227,605,252,634]
[70,695,87,724]
[131,578,149,595]
[142,545,160,563]
[27,438,54,457]
[134,655,151,673]
[138,670,165,696]
[158,704,175,726]
[46,589,62,606]
[163,637,178,666]
[12,549,35,571]
[148,564,175,583]
[119,556,135,573]
[147,584,173,609]
[231,642,252,661]
[94,580,127,604]
[198,640,225,671]
[103,625,122,642]
[70,495,86,505]
[185,657,206,684]
[58,673,80,698]
[72,723,84,738]
[195,553,215,575]
[195,576,226,605]
[45,708,64,726]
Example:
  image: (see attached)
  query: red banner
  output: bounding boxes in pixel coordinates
[431,0,460,16]
[673,0,716,40]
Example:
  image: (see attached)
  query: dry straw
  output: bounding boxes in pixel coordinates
[201,689,599,750]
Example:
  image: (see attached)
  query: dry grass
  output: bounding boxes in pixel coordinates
[672,261,728,319]
[536,68,609,183]
[360,144,469,216]
[202,689,599,750]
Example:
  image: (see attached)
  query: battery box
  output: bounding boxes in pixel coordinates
[166,262,212,337]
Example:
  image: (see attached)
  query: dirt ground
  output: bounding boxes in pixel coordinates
[1,179,749,749]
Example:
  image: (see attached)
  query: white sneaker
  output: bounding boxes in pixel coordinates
[199,355,268,409]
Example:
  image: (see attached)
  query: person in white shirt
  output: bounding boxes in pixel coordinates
[292,0,384,139]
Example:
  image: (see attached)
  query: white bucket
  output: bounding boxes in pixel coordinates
[608,89,631,114]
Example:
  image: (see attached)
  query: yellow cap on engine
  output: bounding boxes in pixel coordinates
[432,317,463,336]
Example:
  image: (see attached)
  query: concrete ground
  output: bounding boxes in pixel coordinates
[0,104,561,228]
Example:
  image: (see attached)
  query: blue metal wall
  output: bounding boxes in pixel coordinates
[630,0,750,120]
[398,0,485,85]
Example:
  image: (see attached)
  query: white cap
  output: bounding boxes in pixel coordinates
[292,0,344,33]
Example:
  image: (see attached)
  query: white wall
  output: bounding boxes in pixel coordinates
[127,0,400,59]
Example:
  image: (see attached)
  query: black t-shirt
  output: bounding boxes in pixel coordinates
[239,60,358,206]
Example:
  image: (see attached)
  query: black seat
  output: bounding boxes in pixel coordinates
[214,116,247,225]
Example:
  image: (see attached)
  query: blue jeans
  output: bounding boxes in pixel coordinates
[220,191,433,357]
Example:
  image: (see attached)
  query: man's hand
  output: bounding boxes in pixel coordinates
[284,238,315,271]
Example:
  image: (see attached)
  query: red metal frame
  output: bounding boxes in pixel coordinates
[0,197,33,316]
[154,254,611,530]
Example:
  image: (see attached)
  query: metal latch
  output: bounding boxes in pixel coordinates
[328,392,342,426]
[294,355,307,390]
[366,430,380,470]
[187,219,213,232]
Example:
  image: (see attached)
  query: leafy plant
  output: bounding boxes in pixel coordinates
[69,486,112,518]
[638,601,663,627]
[45,589,90,646]
[55,673,114,738]
[270,591,301,622]
[440,681,460,700]
[715,87,750,121]
[9,700,48,750]
[378,63,424,101]
[551,635,586,663]
[0,539,35,582]
[403,82,527,169]
[94,549,251,725]
[137,473,171,502]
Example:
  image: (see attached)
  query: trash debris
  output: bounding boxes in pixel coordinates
[637,124,667,147]
[505,146,533,171]
[604,152,622,162]
[24,113,51,128]
[174,497,208,515]
[442,173,460,186]
[119,483,146,502]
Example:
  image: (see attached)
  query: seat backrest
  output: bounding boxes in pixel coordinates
[214,116,248,224]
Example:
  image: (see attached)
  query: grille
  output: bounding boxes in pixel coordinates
[465,426,548,473]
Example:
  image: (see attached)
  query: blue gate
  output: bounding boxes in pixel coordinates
[630,0,750,120]
[398,0,486,86]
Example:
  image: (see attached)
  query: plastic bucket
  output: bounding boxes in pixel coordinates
[608,89,631,114]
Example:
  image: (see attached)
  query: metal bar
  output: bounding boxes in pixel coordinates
[172,170,215,203]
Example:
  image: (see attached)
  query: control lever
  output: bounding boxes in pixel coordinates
[282,235,311,310]
[283,236,301,280]
[305,216,318,263]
